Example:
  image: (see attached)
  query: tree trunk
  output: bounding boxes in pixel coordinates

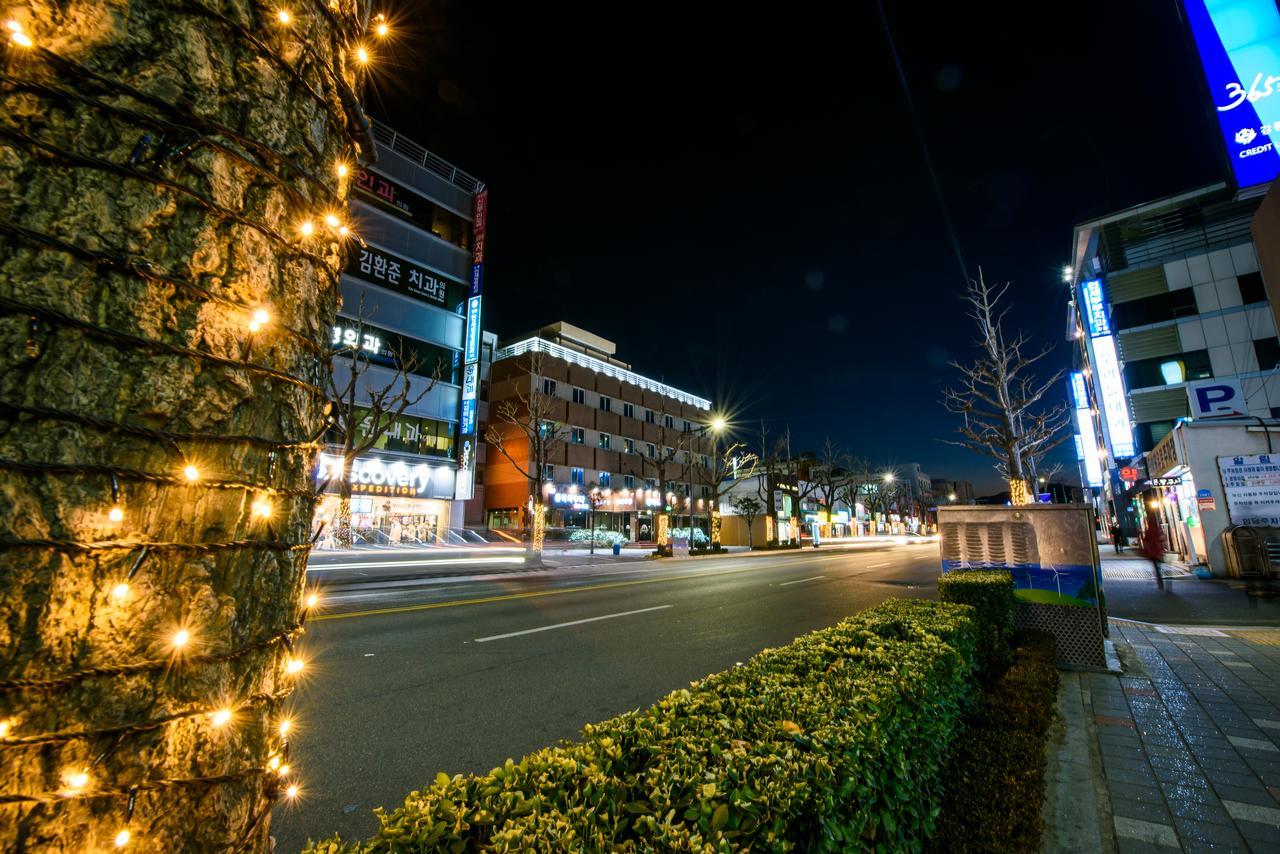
[0,2,357,849]
[337,490,354,550]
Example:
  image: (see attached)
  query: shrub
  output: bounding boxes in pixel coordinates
[930,631,1059,854]
[668,526,709,546]
[567,528,629,547]
[306,599,981,853]
[938,570,1014,677]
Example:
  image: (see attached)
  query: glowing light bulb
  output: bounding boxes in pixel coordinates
[306,593,318,609]
[338,225,349,238]
[61,769,89,794]
[252,498,273,519]
[335,162,349,178]
[0,719,12,738]
[110,582,129,602]
[267,755,281,770]
[10,30,31,48]
[285,783,299,799]
[278,764,291,776]
[324,213,340,229]
[299,220,314,238]
[115,830,131,847]
[253,308,270,326]
[279,718,293,736]
[285,657,304,674]
[276,9,291,24]
[108,505,124,523]
[375,21,389,37]
[355,46,369,64]
[210,708,233,727]
[183,465,200,482]
[172,629,190,649]
[5,20,21,32]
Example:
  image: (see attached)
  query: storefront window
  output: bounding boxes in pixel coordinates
[313,494,451,549]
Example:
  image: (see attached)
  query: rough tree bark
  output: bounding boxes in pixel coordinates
[0,1,362,849]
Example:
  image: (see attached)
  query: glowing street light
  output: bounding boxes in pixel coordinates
[710,416,727,433]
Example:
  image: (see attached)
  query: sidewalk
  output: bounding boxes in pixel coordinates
[1100,556,1280,627]
[1046,619,1280,853]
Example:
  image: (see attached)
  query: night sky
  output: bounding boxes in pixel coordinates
[368,0,1227,493]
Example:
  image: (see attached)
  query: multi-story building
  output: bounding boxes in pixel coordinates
[931,479,975,505]
[483,322,715,541]
[312,121,487,548]
[1066,183,1273,538]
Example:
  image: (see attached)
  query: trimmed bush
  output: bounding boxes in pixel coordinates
[567,528,630,547]
[930,631,1059,854]
[305,599,981,853]
[937,570,1014,677]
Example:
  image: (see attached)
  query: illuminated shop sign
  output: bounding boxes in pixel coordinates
[1184,0,1280,190]
[454,188,487,501]
[316,453,443,497]
[1075,413,1104,487]
[1070,371,1090,409]
[1074,434,1085,461]
[464,296,482,363]
[346,244,462,307]
[1092,334,1135,459]
[1080,279,1110,338]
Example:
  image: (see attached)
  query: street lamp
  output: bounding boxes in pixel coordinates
[949,492,957,503]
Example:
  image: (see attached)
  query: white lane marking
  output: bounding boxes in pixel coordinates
[778,575,825,586]
[474,605,672,643]
[866,562,890,568]
[308,557,525,571]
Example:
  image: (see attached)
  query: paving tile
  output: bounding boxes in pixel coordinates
[1164,797,1234,825]
[1110,767,1160,786]
[1113,816,1181,848]
[1162,782,1221,805]
[1227,735,1280,753]
[1235,818,1280,847]
[1172,815,1245,846]
[1221,798,1280,825]
[1213,783,1279,807]
[1111,781,1167,803]
[1112,796,1174,824]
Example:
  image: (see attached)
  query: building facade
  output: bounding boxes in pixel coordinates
[1066,183,1275,545]
[483,323,715,542]
[313,121,487,549]
[931,479,976,505]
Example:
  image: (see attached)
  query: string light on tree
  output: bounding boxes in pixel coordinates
[60,769,90,796]
[374,14,389,37]
[354,45,369,64]
[6,19,31,48]
[171,629,191,650]
[209,708,233,727]
[110,582,130,602]
[276,9,291,25]
[251,496,273,519]
[108,505,124,523]
[298,219,315,238]
[284,656,304,675]
[114,830,131,848]
[183,464,200,481]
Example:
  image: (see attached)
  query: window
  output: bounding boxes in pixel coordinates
[1109,290,1198,329]
[599,471,612,486]
[645,409,656,424]
[571,427,585,445]
[623,438,635,454]
[542,378,557,396]
[1134,421,1176,454]
[599,395,612,412]
[572,387,585,404]
[571,467,585,485]
[1256,337,1280,371]
[645,478,657,490]
[698,454,709,469]
[538,420,555,438]
[1239,271,1268,305]
[599,433,611,450]
[683,420,691,432]
[543,463,555,482]
[664,414,674,428]
[328,407,456,458]
[700,485,710,498]
[1123,350,1212,389]
[623,402,635,418]
[624,475,635,489]
[647,443,657,459]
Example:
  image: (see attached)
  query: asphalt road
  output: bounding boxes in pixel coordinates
[272,544,942,851]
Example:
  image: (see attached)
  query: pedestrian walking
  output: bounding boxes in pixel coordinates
[1111,516,1125,553]
[1141,517,1166,590]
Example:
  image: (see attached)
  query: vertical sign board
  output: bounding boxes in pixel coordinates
[455,187,487,500]
[1183,0,1280,191]
[1080,279,1135,459]
[1070,372,1105,487]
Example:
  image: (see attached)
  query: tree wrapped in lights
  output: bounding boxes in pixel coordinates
[942,272,1069,504]
[0,1,390,848]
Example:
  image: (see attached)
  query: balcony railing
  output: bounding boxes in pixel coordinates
[371,119,482,194]
[493,337,712,410]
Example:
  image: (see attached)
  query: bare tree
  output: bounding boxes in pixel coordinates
[483,352,570,556]
[324,305,440,548]
[733,495,764,549]
[639,421,689,550]
[942,271,1070,503]
[686,432,757,549]
[812,437,846,520]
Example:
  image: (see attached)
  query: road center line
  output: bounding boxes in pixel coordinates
[474,605,672,643]
[778,575,825,586]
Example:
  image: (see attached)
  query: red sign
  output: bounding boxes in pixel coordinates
[471,188,488,265]
[1119,467,1140,482]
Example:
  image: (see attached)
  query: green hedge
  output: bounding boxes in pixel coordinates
[305,599,980,853]
[937,570,1014,678]
[930,631,1059,854]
